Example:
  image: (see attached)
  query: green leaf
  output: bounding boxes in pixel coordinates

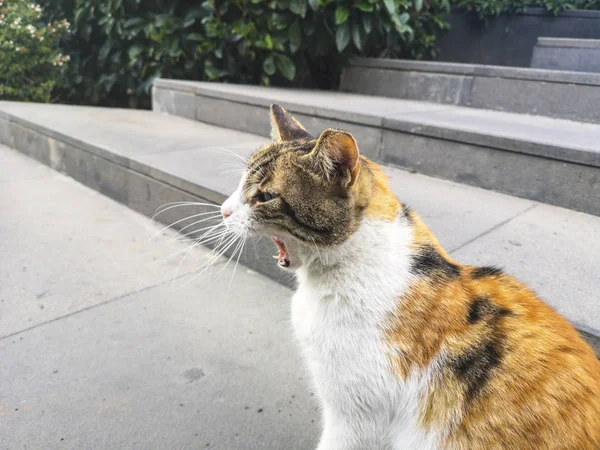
[183,16,196,27]
[335,21,351,52]
[154,14,169,27]
[308,0,319,11]
[361,13,373,33]
[335,7,350,24]
[128,44,143,60]
[186,33,204,41]
[414,0,423,12]
[124,17,145,28]
[356,3,374,12]
[264,34,273,50]
[351,23,363,51]
[289,21,302,53]
[399,12,410,24]
[299,0,308,17]
[290,0,308,17]
[263,55,276,76]
[98,40,111,61]
[383,0,396,15]
[274,53,296,80]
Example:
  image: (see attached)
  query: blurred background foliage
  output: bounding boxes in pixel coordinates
[43,0,451,108]
[0,0,70,102]
[5,0,597,106]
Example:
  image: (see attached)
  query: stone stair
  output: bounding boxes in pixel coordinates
[153,79,600,217]
[1,100,599,354]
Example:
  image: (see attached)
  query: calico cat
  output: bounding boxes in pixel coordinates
[221,104,600,449]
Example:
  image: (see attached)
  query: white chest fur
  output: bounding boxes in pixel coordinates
[290,219,444,450]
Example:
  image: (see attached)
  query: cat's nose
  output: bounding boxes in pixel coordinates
[221,205,232,219]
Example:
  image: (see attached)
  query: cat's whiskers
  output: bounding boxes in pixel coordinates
[163,228,230,261]
[178,233,241,288]
[152,201,220,218]
[173,216,223,240]
[228,239,246,292]
[210,236,246,288]
[150,211,222,241]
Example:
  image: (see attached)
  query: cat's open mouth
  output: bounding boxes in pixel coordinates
[272,237,290,268]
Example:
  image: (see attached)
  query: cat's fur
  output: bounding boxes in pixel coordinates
[221,104,600,449]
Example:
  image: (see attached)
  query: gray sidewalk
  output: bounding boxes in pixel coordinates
[0,147,318,450]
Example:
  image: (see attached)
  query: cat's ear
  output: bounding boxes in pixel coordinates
[307,128,360,187]
[270,104,312,141]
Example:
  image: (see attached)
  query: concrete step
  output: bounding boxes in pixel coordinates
[531,37,600,73]
[340,57,600,124]
[152,80,600,217]
[1,101,599,354]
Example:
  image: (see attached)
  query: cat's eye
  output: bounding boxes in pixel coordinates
[252,191,277,203]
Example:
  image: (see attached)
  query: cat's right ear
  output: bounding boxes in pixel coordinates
[270,104,312,141]
[306,128,361,187]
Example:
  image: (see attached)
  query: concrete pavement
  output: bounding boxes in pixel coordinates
[0,147,318,450]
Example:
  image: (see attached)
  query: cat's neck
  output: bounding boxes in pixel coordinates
[295,215,415,297]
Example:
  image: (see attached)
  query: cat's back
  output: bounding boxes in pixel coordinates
[389,260,600,449]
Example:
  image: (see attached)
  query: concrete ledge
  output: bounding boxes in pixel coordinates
[341,58,600,123]
[532,37,600,73]
[1,101,599,356]
[152,80,600,216]
[537,37,600,48]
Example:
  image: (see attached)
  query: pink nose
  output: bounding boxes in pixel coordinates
[221,205,232,219]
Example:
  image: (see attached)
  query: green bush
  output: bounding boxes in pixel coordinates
[453,0,600,19]
[0,1,70,102]
[45,0,450,108]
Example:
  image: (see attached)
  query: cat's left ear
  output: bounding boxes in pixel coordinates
[307,128,361,187]
[270,104,312,141]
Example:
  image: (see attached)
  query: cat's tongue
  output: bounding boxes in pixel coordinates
[272,237,290,268]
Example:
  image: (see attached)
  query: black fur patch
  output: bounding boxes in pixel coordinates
[411,245,461,279]
[472,266,504,279]
[467,297,512,324]
[400,204,413,224]
[452,339,502,403]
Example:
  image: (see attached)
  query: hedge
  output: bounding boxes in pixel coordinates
[0,1,70,102]
[45,0,451,108]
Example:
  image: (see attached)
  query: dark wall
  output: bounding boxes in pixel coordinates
[437,8,600,67]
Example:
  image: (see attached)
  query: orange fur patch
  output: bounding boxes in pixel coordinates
[385,231,600,448]
[359,158,400,222]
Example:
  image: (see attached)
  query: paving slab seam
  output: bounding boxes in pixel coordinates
[449,204,539,254]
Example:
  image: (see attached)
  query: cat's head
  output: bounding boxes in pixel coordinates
[221,104,397,270]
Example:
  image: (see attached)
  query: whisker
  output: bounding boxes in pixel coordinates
[153,201,221,216]
[211,237,244,285]
[204,147,250,165]
[178,235,240,288]
[174,231,236,283]
[228,238,246,292]
[164,230,230,261]
[150,211,222,241]
[173,216,223,239]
